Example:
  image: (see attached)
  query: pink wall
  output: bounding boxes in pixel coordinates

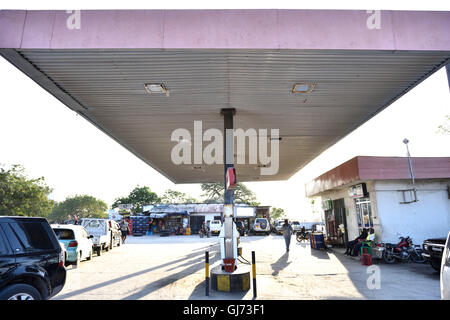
[306,156,450,196]
[1,10,450,50]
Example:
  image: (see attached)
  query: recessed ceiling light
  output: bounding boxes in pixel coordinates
[144,83,168,94]
[292,82,316,93]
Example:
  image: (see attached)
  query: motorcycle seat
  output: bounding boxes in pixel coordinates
[385,243,397,247]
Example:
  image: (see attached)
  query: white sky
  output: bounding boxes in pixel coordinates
[1,1,449,221]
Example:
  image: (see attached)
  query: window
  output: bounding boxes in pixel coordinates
[355,197,373,232]
[85,220,104,228]
[8,222,54,252]
[0,230,9,255]
[53,229,75,240]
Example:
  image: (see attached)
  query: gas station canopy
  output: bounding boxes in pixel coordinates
[1,10,449,183]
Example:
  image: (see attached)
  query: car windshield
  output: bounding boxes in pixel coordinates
[255,219,266,223]
[292,222,300,225]
[53,228,75,240]
[84,220,105,229]
[211,221,220,225]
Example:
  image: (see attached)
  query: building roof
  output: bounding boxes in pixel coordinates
[1,10,449,183]
[305,156,450,197]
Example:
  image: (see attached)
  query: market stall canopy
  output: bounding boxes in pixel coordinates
[149,213,167,218]
[1,10,449,183]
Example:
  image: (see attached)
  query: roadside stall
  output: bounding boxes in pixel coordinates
[149,213,166,235]
[147,204,192,236]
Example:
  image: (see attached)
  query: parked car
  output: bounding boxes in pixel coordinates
[251,218,271,235]
[209,220,222,235]
[291,221,302,232]
[422,237,447,271]
[441,231,450,300]
[274,220,284,235]
[0,217,66,300]
[81,218,121,255]
[52,224,93,266]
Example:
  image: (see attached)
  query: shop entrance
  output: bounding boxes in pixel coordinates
[325,199,348,246]
[190,215,205,234]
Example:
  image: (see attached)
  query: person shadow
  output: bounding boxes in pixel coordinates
[271,252,291,276]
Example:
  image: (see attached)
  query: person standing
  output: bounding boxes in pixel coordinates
[282,219,294,252]
[121,219,130,244]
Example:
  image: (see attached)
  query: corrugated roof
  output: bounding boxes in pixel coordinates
[10,49,450,183]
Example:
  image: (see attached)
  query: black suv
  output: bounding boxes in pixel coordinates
[422,237,447,271]
[0,216,66,300]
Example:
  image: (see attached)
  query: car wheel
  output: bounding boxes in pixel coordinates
[105,244,109,252]
[97,247,101,256]
[430,257,441,271]
[86,249,92,261]
[0,284,42,300]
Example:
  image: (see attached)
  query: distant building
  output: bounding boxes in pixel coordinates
[142,203,260,234]
[305,156,450,246]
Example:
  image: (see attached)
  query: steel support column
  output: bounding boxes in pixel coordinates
[221,108,236,205]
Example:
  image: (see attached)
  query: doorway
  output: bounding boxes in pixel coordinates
[325,199,348,246]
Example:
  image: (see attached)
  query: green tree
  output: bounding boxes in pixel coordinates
[200,182,260,206]
[0,164,54,217]
[50,195,108,221]
[112,185,160,213]
[270,207,286,220]
[161,189,198,204]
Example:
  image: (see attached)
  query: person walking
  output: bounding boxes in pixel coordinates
[282,219,294,252]
[121,219,130,244]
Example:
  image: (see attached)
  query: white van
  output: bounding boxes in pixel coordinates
[209,220,222,235]
[81,218,121,256]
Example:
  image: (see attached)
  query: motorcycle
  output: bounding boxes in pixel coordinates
[379,236,426,264]
[296,231,310,243]
[199,226,211,238]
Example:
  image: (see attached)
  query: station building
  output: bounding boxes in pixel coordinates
[305,156,450,246]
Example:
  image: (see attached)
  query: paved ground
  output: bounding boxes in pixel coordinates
[53,234,441,300]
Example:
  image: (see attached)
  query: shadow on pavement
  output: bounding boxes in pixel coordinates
[270,252,291,276]
[188,280,248,300]
[56,245,220,300]
[332,248,441,299]
[123,249,223,300]
[310,248,331,260]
